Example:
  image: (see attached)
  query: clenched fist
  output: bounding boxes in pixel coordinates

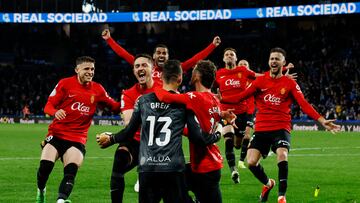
[96,132,114,148]
[101,29,111,40]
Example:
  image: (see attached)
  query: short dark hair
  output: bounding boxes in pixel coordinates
[153,44,168,53]
[162,60,182,84]
[134,53,153,65]
[224,47,236,55]
[194,60,217,89]
[76,56,95,66]
[270,47,286,58]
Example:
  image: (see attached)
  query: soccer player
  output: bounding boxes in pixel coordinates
[102,28,221,83]
[97,60,221,203]
[155,60,230,203]
[109,54,161,202]
[237,59,254,169]
[35,56,120,203]
[222,47,340,203]
[215,48,260,183]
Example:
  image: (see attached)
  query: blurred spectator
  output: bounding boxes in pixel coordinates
[0,15,359,120]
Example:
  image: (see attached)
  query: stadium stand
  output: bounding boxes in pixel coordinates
[0,8,359,120]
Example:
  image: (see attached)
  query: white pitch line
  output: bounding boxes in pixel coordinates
[290,146,360,151]
[1,146,360,161]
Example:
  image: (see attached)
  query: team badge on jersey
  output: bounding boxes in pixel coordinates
[90,95,95,103]
[280,88,286,95]
[237,73,242,78]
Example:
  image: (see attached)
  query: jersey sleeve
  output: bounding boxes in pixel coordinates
[98,85,121,114]
[106,37,135,65]
[44,80,66,116]
[242,66,256,79]
[113,97,142,143]
[154,88,191,108]
[181,43,216,72]
[186,110,221,146]
[120,90,136,111]
[290,81,321,121]
[221,80,258,104]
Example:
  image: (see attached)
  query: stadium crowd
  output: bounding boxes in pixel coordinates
[0,16,359,120]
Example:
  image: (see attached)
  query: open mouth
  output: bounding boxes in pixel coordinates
[138,71,146,81]
[157,58,165,64]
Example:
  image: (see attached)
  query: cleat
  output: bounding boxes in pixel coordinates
[231,170,240,184]
[36,188,46,203]
[134,179,139,193]
[238,160,246,169]
[278,196,286,203]
[259,179,275,202]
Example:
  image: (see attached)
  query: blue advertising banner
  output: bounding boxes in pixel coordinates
[0,2,359,23]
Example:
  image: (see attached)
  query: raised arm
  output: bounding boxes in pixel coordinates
[186,110,221,146]
[181,36,221,72]
[102,29,135,65]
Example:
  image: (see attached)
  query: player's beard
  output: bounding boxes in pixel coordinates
[270,66,281,77]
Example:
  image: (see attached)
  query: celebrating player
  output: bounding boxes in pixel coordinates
[222,47,340,203]
[102,28,221,84]
[108,54,161,202]
[35,56,120,203]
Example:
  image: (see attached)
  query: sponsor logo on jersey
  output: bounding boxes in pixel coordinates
[152,71,161,78]
[264,94,281,105]
[280,88,286,95]
[71,102,90,113]
[140,156,172,165]
[90,95,95,103]
[225,79,240,87]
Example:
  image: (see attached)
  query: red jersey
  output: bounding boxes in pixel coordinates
[121,82,162,141]
[215,66,256,114]
[246,77,255,114]
[44,76,120,144]
[222,74,321,132]
[106,37,216,83]
[155,88,223,173]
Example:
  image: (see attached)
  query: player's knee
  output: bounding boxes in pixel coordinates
[38,160,55,176]
[276,149,288,162]
[113,148,133,173]
[247,158,258,167]
[222,125,234,135]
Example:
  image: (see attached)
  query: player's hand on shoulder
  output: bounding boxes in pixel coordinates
[96,132,114,148]
[55,109,66,120]
[213,36,221,47]
[101,28,111,40]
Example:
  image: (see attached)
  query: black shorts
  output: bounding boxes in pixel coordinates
[139,172,188,203]
[43,135,86,158]
[246,113,255,128]
[248,129,291,158]
[234,113,248,137]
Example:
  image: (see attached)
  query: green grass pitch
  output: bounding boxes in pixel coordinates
[0,123,359,203]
